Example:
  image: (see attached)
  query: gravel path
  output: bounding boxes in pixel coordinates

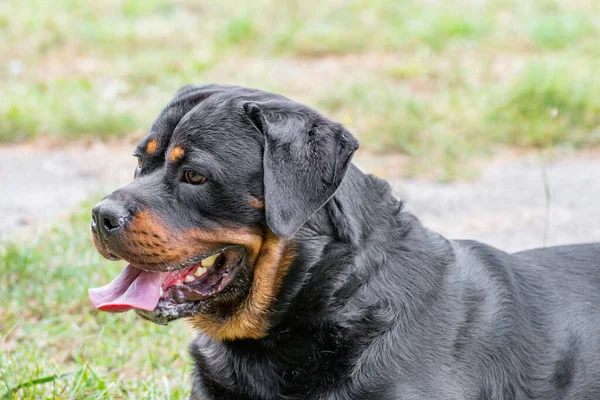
[1,144,598,252]
[387,154,600,252]
[0,143,135,241]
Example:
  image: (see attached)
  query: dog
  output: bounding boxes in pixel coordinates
[89,84,600,399]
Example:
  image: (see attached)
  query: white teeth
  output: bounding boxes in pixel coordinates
[184,275,195,283]
[201,253,220,268]
[194,266,207,277]
[160,288,164,296]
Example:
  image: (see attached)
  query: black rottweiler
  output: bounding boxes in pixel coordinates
[89,84,600,399]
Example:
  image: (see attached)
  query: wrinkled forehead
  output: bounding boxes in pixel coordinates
[134,97,262,166]
[133,98,197,157]
[171,98,244,142]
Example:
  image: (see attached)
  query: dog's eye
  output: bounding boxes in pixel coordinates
[184,170,207,185]
[134,157,143,178]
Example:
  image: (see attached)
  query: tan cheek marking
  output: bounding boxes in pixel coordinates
[169,146,185,162]
[146,139,158,154]
[189,231,296,341]
[121,210,264,269]
[184,227,264,262]
[248,196,265,209]
[116,209,293,340]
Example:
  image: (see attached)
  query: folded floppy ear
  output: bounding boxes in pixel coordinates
[244,102,359,238]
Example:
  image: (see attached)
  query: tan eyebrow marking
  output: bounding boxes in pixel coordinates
[248,196,264,209]
[169,146,185,162]
[146,139,158,154]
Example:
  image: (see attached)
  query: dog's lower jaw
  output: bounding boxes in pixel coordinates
[135,267,253,326]
[188,232,296,341]
[135,232,296,342]
[135,301,202,325]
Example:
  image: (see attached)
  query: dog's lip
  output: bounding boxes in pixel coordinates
[124,246,236,274]
[88,245,247,313]
[134,247,249,325]
[160,246,246,304]
[105,251,121,261]
[90,223,122,261]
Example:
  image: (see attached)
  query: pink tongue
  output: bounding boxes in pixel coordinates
[88,265,164,312]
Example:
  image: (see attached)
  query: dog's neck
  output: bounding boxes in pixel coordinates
[325,164,404,245]
[192,165,457,398]
[270,164,455,333]
[292,165,404,244]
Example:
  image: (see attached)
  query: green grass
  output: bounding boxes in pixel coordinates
[1,0,599,177]
[317,78,489,180]
[0,203,194,399]
[316,51,600,179]
[489,58,600,147]
[0,81,140,141]
[529,13,596,50]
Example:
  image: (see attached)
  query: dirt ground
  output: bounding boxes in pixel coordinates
[1,143,599,252]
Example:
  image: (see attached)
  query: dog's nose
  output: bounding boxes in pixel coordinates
[92,199,131,236]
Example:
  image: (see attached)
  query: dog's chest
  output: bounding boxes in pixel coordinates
[191,329,356,399]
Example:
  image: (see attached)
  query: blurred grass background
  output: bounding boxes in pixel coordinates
[1,0,599,177]
[2,0,600,398]
[1,206,194,398]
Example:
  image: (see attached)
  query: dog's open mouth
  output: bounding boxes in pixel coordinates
[88,246,246,313]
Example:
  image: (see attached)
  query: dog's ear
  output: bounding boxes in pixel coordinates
[243,102,359,239]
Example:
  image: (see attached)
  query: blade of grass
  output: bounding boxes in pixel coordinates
[0,369,10,398]
[1,369,81,399]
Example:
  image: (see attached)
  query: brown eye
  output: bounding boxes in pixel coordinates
[137,158,142,169]
[184,170,207,185]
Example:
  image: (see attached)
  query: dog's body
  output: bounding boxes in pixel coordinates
[89,85,600,400]
[190,165,600,400]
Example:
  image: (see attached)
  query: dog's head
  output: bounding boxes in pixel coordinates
[88,85,358,340]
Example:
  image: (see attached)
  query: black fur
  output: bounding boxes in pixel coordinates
[96,85,600,399]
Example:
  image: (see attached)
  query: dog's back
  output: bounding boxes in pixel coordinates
[514,243,600,398]
[442,240,600,399]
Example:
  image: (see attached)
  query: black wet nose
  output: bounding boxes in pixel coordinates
[92,199,131,236]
